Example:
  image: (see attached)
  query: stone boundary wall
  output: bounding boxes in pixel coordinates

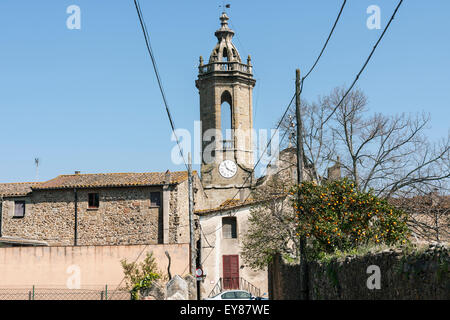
[269,244,449,300]
[0,244,189,289]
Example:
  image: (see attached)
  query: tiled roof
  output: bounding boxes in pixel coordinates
[33,171,190,190]
[389,195,450,209]
[195,197,280,215]
[0,182,41,197]
[196,190,289,215]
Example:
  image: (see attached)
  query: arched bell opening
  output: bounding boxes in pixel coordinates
[220,90,233,150]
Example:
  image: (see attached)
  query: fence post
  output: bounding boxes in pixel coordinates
[100,291,104,300]
[105,285,108,301]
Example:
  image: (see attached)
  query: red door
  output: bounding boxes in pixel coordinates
[223,255,239,289]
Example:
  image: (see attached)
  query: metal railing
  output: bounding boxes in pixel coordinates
[199,62,252,74]
[0,286,132,300]
[208,277,261,298]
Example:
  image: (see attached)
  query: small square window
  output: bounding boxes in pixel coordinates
[14,201,26,218]
[222,217,237,239]
[150,192,161,207]
[88,193,99,209]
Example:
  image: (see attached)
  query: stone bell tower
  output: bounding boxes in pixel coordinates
[196,12,256,207]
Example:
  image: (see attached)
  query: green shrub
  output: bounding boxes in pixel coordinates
[121,252,162,300]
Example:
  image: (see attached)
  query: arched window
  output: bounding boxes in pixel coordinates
[221,91,233,149]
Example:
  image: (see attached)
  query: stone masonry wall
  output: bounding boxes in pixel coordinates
[269,244,449,300]
[1,185,186,246]
[169,180,189,244]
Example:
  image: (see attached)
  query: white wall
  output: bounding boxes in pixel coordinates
[0,244,189,289]
[199,206,268,297]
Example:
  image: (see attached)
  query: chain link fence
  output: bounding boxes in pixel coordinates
[0,286,132,300]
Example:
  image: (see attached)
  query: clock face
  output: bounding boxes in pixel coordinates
[218,160,237,178]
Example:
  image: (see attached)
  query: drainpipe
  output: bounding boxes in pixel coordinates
[74,188,78,246]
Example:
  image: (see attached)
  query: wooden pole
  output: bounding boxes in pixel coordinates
[295,69,309,300]
[188,153,196,276]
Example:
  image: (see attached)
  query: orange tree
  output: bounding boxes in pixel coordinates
[291,179,409,254]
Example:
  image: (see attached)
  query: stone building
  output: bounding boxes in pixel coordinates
[0,171,207,246]
[0,12,303,299]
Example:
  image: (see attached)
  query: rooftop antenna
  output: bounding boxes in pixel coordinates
[34,158,40,181]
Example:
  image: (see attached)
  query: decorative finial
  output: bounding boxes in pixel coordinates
[247,55,252,65]
[219,12,230,29]
[199,56,204,66]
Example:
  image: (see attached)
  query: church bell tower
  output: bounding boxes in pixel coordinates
[196,12,256,206]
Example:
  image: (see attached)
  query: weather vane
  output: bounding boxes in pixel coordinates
[220,2,231,12]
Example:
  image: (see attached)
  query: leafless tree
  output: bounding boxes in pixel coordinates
[280,98,336,184]
[279,86,450,198]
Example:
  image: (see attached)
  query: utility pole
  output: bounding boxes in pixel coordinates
[295,69,309,300]
[188,153,196,276]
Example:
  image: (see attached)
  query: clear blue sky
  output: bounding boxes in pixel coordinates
[0,0,449,183]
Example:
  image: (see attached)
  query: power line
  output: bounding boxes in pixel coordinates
[133,0,188,171]
[321,0,404,126]
[200,1,349,242]
[205,1,348,218]
[199,128,291,266]
[302,0,347,82]
[111,0,191,296]
[201,123,291,241]
[201,0,405,262]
